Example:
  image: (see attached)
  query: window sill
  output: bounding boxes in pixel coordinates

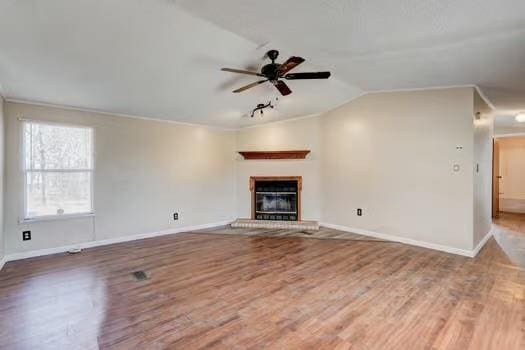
[20,213,95,224]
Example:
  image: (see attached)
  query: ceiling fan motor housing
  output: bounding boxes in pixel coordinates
[261,63,281,80]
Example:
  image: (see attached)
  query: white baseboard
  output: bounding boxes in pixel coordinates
[1,220,494,269]
[320,222,480,257]
[472,227,494,257]
[3,220,233,264]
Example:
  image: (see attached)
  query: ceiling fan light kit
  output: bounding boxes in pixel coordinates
[221,49,331,96]
[250,101,274,118]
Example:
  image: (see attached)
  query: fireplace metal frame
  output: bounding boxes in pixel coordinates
[249,176,302,221]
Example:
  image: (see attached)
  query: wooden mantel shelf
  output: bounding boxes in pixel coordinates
[238,150,311,160]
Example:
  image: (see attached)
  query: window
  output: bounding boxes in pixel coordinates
[23,121,94,220]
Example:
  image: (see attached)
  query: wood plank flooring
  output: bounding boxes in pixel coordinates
[0,222,524,349]
[495,212,525,234]
[493,212,525,268]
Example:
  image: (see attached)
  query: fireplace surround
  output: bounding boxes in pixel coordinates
[249,176,302,221]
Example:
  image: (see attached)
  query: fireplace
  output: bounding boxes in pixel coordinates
[250,176,302,221]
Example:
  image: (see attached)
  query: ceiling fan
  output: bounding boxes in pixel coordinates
[221,50,331,96]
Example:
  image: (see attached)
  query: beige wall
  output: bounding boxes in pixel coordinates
[4,102,236,254]
[2,87,491,257]
[220,87,491,253]
[498,137,525,213]
[320,88,476,251]
[235,117,321,220]
[473,91,494,247]
[0,97,4,260]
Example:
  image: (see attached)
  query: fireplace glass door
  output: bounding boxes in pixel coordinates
[254,180,298,221]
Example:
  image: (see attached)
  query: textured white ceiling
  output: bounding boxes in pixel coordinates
[1,0,525,128]
[178,0,525,123]
[0,0,361,128]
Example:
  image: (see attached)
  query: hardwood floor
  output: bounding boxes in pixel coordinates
[0,224,524,349]
[495,212,525,234]
[493,212,525,268]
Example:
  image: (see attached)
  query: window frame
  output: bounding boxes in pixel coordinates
[20,118,96,222]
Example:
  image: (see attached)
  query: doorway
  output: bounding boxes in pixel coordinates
[493,136,525,218]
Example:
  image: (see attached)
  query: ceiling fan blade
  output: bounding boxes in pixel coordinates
[232,79,268,93]
[272,80,292,96]
[221,68,264,77]
[285,72,331,80]
[277,56,305,75]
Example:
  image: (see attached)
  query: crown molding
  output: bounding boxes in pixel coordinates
[5,98,237,132]
[6,84,497,131]
[473,85,496,111]
[366,84,496,110]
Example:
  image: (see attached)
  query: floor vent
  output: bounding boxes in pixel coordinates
[132,271,149,281]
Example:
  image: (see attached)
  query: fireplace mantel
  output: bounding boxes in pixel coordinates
[238,150,310,160]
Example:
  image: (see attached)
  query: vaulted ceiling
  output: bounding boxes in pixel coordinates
[1,0,525,128]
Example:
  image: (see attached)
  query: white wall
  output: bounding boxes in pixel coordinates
[235,117,321,220]
[1,87,490,258]
[0,96,5,261]
[498,137,525,213]
[320,88,475,251]
[235,88,489,253]
[4,102,236,254]
[473,91,494,247]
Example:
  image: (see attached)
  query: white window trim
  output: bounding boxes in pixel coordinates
[20,118,96,222]
[20,213,95,224]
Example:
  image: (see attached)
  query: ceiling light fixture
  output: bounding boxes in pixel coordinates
[516,112,525,122]
[250,101,274,118]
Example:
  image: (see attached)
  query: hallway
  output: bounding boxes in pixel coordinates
[493,212,525,268]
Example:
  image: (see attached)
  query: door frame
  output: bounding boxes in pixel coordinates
[492,139,500,218]
[492,133,525,217]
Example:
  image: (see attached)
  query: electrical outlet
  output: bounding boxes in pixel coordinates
[173,212,179,221]
[357,208,363,216]
[22,231,31,241]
